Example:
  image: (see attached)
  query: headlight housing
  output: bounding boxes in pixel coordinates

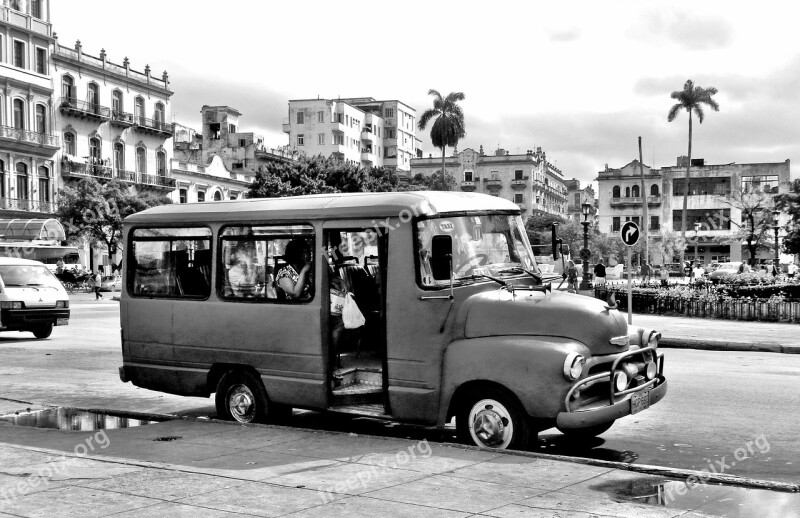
[55,300,69,308]
[613,370,629,392]
[647,331,661,349]
[563,353,585,381]
[0,301,23,309]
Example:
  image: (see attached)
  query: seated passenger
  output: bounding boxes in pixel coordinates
[276,238,312,299]
[228,245,257,297]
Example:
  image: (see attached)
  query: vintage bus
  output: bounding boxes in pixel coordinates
[0,219,83,272]
[118,192,666,449]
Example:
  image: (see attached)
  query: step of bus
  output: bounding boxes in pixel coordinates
[328,403,389,419]
[332,367,382,387]
[332,384,383,406]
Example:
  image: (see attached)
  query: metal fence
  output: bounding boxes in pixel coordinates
[594,286,800,323]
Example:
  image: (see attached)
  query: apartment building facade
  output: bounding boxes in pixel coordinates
[596,157,792,265]
[564,178,596,222]
[282,97,417,173]
[409,146,569,218]
[0,0,60,217]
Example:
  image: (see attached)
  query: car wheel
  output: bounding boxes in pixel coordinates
[456,386,531,450]
[32,324,53,339]
[557,420,614,440]
[215,370,271,424]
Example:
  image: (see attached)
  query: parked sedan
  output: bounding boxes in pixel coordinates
[709,262,742,282]
[99,275,121,292]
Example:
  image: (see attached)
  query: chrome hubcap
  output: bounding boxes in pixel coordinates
[228,384,256,422]
[468,399,514,449]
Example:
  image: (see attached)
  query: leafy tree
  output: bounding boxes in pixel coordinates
[400,170,457,192]
[417,90,466,191]
[248,155,397,198]
[667,79,720,266]
[775,179,800,255]
[589,232,626,266]
[716,184,776,266]
[57,178,172,256]
[524,211,566,237]
[650,229,686,265]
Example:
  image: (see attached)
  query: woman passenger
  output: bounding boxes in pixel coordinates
[276,238,312,299]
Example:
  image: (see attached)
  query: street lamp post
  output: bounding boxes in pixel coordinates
[693,222,701,267]
[579,202,592,290]
[773,209,781,266]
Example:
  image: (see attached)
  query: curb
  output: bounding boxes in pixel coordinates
[4,402,798,495]
[659,338,800,354]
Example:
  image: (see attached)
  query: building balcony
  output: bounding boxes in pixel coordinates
[331,121,346,133]
[0,125,60,157]
[460,181,476,191]
[135,116,174,137]
[517,202,527,211]
[610,195,662,207]
[58,97,110,121]
[361,129,373,142]
[485,179,502,190]
[0,197,56,214]
[282,118,291,133]
[61,159,175,190]
[360,150,375,163]
[511,177,529,189]
[384,157,398,167]
[384,137,397,147]
[109,111,135,128]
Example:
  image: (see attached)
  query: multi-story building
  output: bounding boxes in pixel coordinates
[596,157,792,265]
[0,0,60,218]
[172,106,297,204]
[282,97,417,173]
[564,178,596,222]
[409,146,568,218]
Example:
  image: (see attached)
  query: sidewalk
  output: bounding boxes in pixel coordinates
[577,289,800,354]
[2,416,798,517]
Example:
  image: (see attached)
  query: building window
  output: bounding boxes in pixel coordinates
[156,151,166,176]
[334,134,344,145]
[651,184,660,196]
[297,134,304,146]
[228,124,236,133]
[650,216,660,231]
[35,105,46,133]
[631,184,640,197]
[30,0,41,18]
[672,209,731,231]
[64,133,76,155]
[213,191,222,201]
[38,168,50,204]
[318,133,325,145]
[87,83,100,113]
[197,191,205,202]
[179,189,187,204]
[612,185,620,198]
[113,142,124,171]
[612,217,621,232]
[491,171,499,180]
[0,159,5,198]
[13,99,24,129]
[13,40,25,68]
[674,177,731,196]
[296,111,304,124]
[35,47,46,74]
[514,170,523,180]
[62,75,75,102]
[464,171,473,182]
[112,90,123,114]
[238,139,246,147]
[89,137,102,167]
[16,163,28,201]
[514,193,524,203]
[134,97,145,124]
[742,175,780,194]
[384,108,394,118]
[135,147,146,174]
[209,123,220,139]
[624,186,630,198]
[154,103,165,124]
[318,111,324,123]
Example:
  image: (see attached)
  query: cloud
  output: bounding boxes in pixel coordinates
[634,11,733,50]
[548,27,581,42]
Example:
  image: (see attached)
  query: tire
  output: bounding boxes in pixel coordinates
[32,324,53,339]
[456,386,532,450]
[557,420,614,440]
[214,370,271,424]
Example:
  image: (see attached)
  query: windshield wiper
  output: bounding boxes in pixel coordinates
[495,266,543,283]
[455,273,508,287]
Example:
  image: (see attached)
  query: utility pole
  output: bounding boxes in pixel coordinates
[638,137,649,268]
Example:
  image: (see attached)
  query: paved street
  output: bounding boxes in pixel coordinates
[1,294,798,486]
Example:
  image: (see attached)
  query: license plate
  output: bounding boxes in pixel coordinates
[631,390,650,414]
[56,318,69,326]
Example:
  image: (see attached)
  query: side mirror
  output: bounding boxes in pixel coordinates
[551,224,561,260]
[430,235,453,281]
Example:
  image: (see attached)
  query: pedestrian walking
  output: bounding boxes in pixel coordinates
[593,259,606,285]
[642,263,651,284]
[94,268,103,300]
[566,260,579,293]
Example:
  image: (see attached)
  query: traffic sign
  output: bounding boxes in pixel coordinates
[579,247,591,261]
[620,221,640,247]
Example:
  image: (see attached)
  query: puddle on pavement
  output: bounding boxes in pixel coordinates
[592,477,800,517]
[0,407,164,431]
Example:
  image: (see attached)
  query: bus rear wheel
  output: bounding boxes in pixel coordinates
[32,324,53,339]
[215,370,271,424]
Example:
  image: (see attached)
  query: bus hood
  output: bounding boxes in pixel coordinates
[2,286,61,308]
[461,289,629,356]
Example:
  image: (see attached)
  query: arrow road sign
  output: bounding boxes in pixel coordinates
[620,221,640,247]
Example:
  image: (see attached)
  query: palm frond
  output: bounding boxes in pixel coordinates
[667,103,682,122]
[418,108,440,130]
[693,105,706,124]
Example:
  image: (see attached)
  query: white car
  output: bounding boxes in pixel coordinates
[709,262,742,282]
[0,257,71,338]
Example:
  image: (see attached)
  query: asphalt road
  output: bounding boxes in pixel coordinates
[0,298,798,485]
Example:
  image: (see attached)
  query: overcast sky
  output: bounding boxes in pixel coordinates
[53,1,799,188]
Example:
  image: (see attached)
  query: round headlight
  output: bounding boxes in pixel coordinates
[645,361,657,380]
[613,371,628,392]
[563,353,585,381]
[648,331,661,348]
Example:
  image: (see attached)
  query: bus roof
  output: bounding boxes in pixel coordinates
[125,191,520,224]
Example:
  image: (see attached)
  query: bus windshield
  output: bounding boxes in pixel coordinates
[416,214,537,287]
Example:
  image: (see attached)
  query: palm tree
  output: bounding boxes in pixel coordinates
[417,90,466,191]
[668,79,719,267]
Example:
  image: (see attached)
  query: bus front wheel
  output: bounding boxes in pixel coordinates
[32,324,53,339]
[215,370,271,424]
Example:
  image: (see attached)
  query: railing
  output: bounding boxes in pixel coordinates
[0,125,59,147]
[61,159,175,188]
[110,111,134,124]
[58,97,111,119]
[135,116,174,134]
[0,197,56,213]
